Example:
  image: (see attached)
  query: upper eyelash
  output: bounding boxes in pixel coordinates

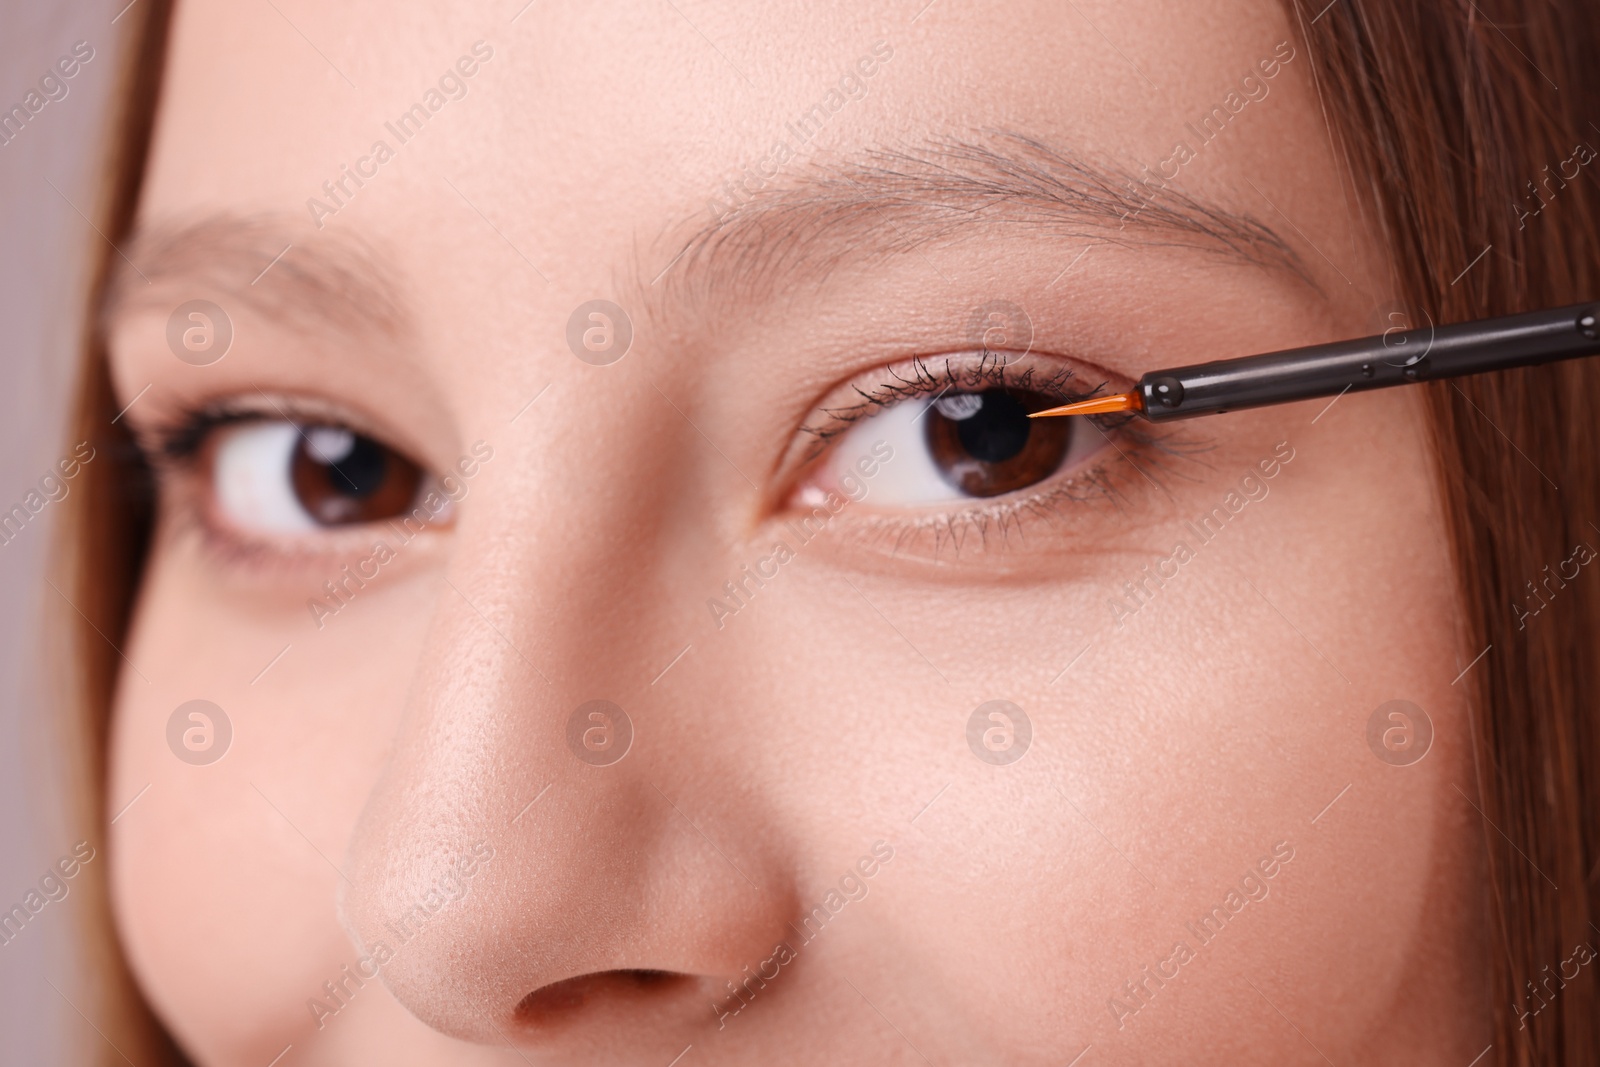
[141,404,261,467]
[135,398,358,472]
[799,349,1116,450]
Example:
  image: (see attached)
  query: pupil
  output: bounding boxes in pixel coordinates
[923,387,1074,498]
[951,390,1031,463]
[315,433,388,497]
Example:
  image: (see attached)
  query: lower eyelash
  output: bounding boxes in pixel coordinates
[150,478,358,575]
[835,423,1216,561]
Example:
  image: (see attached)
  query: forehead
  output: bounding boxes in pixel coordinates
[141,0,1306,285]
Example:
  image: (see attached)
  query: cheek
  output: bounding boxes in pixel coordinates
[108,549,438,1064]
[807,400,1469,1053]
[1077,401,1466,1045]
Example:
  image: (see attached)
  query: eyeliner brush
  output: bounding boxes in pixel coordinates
[1029,302,1600,422]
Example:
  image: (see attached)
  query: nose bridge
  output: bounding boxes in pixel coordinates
[339,438,792,1040]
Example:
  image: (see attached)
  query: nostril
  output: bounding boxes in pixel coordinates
[513,969,689,1027]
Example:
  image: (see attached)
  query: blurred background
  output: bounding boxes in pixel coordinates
[1,2,126,1061]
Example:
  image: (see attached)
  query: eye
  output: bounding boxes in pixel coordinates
[801,384,1107,507]
[210,420,427,531]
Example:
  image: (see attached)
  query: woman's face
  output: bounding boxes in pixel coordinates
[104,0,1488,1063]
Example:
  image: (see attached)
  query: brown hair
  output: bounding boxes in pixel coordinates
[57,0,177,1062]
[1286,0,1600,1060]
[57,0,1600,1062]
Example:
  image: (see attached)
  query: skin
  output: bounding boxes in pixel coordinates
[102,0,1491,1063]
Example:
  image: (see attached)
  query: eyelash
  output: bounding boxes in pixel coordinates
[844,427,1213,561]
[799,348,1114,453]
[796,350,1214,559]
[143,401,269,466]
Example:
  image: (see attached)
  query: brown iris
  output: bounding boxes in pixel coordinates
[289,425,423,525]
[924,389,1074,497]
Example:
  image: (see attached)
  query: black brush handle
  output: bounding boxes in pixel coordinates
[1137,303,1600,420]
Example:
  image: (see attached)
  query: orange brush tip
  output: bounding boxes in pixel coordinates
[1028,391,1141,418]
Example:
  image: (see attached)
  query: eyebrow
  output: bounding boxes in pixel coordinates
[107,215,408,338]
[651,131,1317,307]
[109,134,1313,343]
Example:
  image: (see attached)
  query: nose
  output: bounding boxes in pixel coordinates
[339,450,798,1049]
